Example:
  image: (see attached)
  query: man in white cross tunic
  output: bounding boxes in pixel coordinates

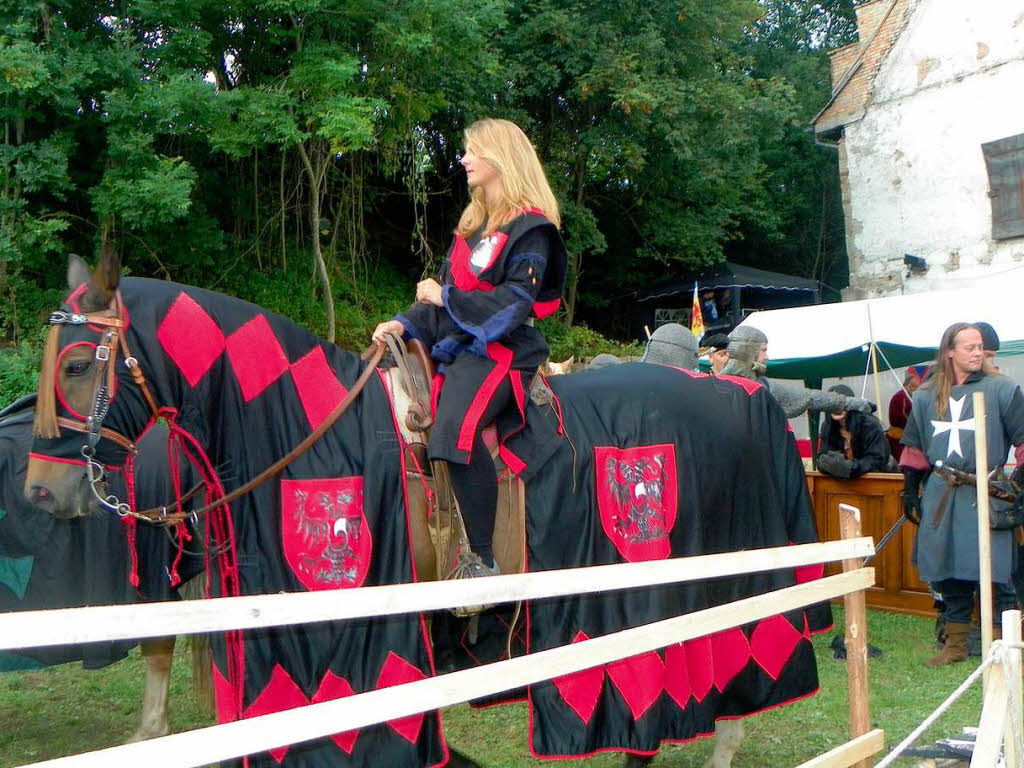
[901,323,1024,666]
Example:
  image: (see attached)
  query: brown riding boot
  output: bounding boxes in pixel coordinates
[927,622,970,666]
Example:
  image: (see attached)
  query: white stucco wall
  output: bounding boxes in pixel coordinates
[841,0,1024,297]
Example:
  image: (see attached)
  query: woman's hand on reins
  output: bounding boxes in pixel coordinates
[372,320,405,345]
[415,278,443,307]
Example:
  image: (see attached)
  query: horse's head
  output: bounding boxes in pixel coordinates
[25,247,149,518]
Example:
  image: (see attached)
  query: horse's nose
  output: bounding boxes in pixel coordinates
[27,484,55,510]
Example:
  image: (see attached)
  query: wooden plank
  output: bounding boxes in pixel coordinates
[793,729,885,768]
[0,538,873,651]
[1003,609,1022,767]
[971,659,1009,768]
[973,391,994,676]
[15,569,875,768]
[838,503,872,768]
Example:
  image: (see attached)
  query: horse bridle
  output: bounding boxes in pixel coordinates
[47,294,159,518]
[46,293,387,525]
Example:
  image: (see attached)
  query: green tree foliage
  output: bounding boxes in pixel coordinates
[729,0,857,296]
[0,0,856,353]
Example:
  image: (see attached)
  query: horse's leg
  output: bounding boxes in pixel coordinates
[177,575,214,714]
[703,720,745,768]
[131,636,176,742]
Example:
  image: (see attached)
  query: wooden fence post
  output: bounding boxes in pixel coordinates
[838,503,871,768]
[972,391,993,679]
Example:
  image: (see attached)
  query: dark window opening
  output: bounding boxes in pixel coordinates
[982,133,1024,240]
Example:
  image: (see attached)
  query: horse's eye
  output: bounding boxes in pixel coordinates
[65,360,91,377]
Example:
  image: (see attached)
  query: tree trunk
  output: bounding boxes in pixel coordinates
[564,151,588,327]
[279,148,287,270]
[296,141,336,343]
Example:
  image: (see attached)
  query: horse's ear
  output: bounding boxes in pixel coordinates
[79,242,121,312]
[66,254,91,292]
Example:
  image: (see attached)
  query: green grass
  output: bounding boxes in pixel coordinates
[0,608,988,767]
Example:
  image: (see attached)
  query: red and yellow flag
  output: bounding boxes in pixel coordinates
[690,282,704,341]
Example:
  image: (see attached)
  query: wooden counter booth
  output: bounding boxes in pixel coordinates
[807,471,935,617]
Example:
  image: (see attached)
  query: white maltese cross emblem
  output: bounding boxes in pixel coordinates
[931,395,976,459]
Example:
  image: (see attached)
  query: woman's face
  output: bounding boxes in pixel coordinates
[461,146,499,190]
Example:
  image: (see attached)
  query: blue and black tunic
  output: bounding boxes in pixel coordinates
[396,209,567,465]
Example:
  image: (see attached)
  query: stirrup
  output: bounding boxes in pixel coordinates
[445,551,500,617]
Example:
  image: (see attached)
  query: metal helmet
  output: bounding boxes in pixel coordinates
[726,326,768,376]
[641,323,698,371]
[588,353,623,370]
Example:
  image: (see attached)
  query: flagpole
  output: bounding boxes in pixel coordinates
[865,302,884,413]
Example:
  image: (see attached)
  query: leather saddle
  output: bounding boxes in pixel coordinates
[380,336,527,580]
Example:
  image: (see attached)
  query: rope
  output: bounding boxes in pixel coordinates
[875,640,1024,768]
[859,345,873,399]
[873,342,918,402]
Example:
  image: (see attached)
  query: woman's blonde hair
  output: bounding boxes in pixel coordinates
[456,118,560,237]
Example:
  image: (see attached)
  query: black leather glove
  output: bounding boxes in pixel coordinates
[817,451,855,479]
[902,467,927,525]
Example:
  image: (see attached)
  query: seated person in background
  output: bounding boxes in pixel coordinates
[701,332,730,374]
[817,384,894,478]
[640,323,698,371]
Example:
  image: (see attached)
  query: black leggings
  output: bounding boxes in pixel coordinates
[934,577,1017,625]
[443,378,513,566]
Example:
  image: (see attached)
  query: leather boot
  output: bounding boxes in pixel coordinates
[927,622,970,666]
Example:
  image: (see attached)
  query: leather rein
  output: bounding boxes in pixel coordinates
[48,296,387,526]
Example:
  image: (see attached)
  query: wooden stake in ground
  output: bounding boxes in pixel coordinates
[838,503,871,768]
[1002,609,1022,767]
[972,391,993,678]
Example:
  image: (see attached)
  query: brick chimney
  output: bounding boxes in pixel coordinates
[854,0,894,45]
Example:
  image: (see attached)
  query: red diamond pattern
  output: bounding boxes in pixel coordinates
[242,664,309,763]
[225,315,290,402]
[290,346,349,430]
[685,636,714,703]
[157,292,226,387]
[212,664,240,724]
[717,373,764,396]
[711,627,751,692]
[663,643,691,708]
[606,650,665,720]
[750,615,805,680]
[312,672,359,754]
[376,651,428,744]
[795,562,824,584]
[552,631,605,724]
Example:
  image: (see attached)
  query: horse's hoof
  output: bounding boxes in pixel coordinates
[448,747,484,767]
[624,755,655,767]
